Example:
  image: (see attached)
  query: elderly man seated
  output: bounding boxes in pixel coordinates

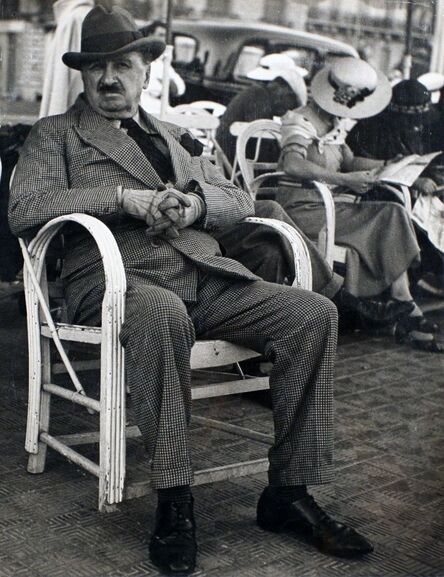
[8,7,373,575]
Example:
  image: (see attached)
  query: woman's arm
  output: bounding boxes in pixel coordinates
[346,156,385,172]
[340,143,384,172]
[282,151,351,186]
[282,151,378,195]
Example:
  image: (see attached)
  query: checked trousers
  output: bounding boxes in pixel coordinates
[117,274,338,489]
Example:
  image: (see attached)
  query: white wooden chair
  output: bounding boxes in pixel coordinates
[232,120,414,269]
[232,119,345,267]
[158,106,220,159]
[184,100,226,118]
[155,105,231,174]
[19,213,312,512]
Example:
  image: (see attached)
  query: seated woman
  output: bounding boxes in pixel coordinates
[347,79,444,297]
[274,58,441,352]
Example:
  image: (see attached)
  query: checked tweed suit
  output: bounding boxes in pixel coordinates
[9,96,337,489]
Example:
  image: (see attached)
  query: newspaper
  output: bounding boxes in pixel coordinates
[412,194,444,253]
[376,151,441,187]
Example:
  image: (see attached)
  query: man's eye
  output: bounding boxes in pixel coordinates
[88,63,103,72]
[117,62,130,69]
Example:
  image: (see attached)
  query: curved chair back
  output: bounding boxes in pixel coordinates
[186,100,227,118]
[233,119,282,197]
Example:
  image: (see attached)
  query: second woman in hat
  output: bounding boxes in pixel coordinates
[274,58,440,352]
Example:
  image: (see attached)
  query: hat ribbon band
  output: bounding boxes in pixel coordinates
[390,102,430,114]
[81,30,143,54]
[329,72,374,109]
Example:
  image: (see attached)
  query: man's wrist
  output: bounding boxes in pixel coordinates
[117,185,124,208]
[116,185,124,210]
[188,192,206,225]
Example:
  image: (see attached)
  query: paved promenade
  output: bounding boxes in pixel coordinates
[1,288,443,577]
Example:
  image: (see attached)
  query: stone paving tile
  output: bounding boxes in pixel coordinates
[0,296,443,576]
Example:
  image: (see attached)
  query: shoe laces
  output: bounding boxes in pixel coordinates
[304,495,349,536]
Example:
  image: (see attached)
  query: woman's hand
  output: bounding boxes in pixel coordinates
[342,169,379,195]
[414,177,437,196]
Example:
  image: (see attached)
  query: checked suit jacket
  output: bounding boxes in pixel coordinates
[9,96,260,319]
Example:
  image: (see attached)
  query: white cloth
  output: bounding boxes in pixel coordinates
[39,0,94,118]
[140,55,186,114]
[412,194,444,253]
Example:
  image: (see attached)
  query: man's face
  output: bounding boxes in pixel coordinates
[81,51,150,119]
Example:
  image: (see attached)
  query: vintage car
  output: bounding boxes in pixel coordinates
[169,19,359,105]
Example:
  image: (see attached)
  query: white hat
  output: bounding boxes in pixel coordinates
[418,72,444,103]
[311,57,392,119]
[247,53,308,105]
[247,53,308,80]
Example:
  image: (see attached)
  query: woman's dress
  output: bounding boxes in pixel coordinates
[275,109,420,297]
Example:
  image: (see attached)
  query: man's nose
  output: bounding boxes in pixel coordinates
[100,63,117,85]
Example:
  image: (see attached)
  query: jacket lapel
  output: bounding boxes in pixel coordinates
[74,103,163,188]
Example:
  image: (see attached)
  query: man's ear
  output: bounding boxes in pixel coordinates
[143,65,151,89]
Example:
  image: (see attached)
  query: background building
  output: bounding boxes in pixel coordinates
[0,0,438,103]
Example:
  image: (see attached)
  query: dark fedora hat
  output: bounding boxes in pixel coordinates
[62,5,165,70]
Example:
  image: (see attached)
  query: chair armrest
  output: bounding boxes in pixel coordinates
[250,177,336,268]
[250,171,286,197]
[242,216,312,290]
[381,183,412,213]
[19,214,126,397]
[20,213,126,304]
[311,181,336,268]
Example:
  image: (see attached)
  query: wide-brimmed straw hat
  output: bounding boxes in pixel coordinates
[311,57,392,119]
[247,54,308,106]
[63,6,165,70]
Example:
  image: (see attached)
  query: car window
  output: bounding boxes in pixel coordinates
[323,52,353,66]
[173,34,198,64]
[233,44,265,79]
[280,47,317,72]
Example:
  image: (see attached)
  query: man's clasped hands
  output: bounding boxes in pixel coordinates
[120,185,204,238]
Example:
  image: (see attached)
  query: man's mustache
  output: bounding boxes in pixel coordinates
[98,84,123,94]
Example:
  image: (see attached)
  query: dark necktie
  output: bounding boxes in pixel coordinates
[121,118,173,183]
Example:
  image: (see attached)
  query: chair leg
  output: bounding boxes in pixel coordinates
[27,390,50,474]
[98,336,126,512]
[27,336,51,474]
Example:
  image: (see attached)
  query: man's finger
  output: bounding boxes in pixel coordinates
[146,212,170,228]
[158,197,181,212]
[163,225,180,239]
[145,211,163,227]
[162,207,182,223]
[165,189,192,207]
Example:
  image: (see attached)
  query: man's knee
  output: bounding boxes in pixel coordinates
[287,289,338,333]
[120,286,191,345]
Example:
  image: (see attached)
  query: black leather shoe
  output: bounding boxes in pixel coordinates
[354,298,415,324]
[149,498,197,575]
[335,289,415,325]
[257,488,373,558]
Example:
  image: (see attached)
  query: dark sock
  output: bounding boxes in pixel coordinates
[157,485,192,504]
[268,485,308,503]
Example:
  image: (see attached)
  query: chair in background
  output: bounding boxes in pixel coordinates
[159,105,220,159]
[184,100,226,118]
[232,119,345,267]
[19,212,312,512]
